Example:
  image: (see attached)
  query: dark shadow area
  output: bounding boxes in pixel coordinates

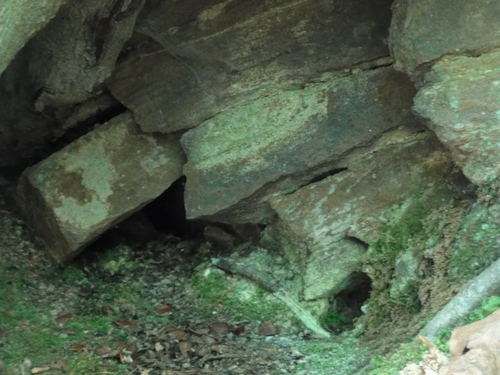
[141,176,205,239]
[307,168,348,185]
[323,272,372,333]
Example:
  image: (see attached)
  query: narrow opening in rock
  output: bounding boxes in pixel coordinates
[49,95,127,153]
[307,168,348,185]
[324,272,372,333]
[141,176,204,239]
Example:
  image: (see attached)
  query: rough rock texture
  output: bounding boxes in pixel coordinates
[26,0,145,111]
[390,251,420,301]
[0,0,144,171]
[269,130,453,300]
[15,112,185,262]
[182,67,417,222]
[414,51,500,185]
[109,0,393,133]
[401,311,500,375]
[390,0,500,76]
[0,0,70,75]
[449,309,500,358]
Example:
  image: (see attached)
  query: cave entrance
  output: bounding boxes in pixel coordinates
[324,272,372,333]
[141,176,204,240]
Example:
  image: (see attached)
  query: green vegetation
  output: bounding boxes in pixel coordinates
[320,309,350,333]
[467,295,500,323]
[435,295,500,352]
[0,243,165,374]
[448,209,500,281]
[372,295,500,373]
[190,268,288,322]
[98,244,139,276]
[369,340,427,375]
[370,196,428,264]
[295,334,371,374]
[364,195,431,325]
[0,274,66,369]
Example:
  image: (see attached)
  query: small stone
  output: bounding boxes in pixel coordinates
[209,322,230,340]
[257,321,279,336]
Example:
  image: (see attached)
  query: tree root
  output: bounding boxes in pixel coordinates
[212,257,331,339]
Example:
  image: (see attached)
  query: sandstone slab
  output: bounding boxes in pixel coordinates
[0,0,144,169]
[15,112,185,262]
[181,67,417,222]
[20,0,144,111]
[0,0,69,75]
[413,51,500,185]
[269,131,452,300]
[109,0,393,133]
[390,0,500,75]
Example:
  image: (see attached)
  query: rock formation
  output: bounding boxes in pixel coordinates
[2,1,500,368]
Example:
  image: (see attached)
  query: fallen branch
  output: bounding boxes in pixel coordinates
[419,257,500,341]
[212,257,331,338]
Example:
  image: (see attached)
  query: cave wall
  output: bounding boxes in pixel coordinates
[2,0,500,328]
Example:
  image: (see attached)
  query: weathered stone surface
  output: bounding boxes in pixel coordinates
[0,0,143,170]
[390,0,500,75]
[269,130,453,300]
[181,67,417,221]
[413,51,500,185]
[15,112,185,262]
[0,0,70,75]
[26,0,145,111]
[449,309,500,357]
[435,310,500,375]
[390,251,420,301]
[109,0,393,133]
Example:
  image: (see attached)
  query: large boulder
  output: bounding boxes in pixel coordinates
[108,0,393,133]
[23,0,145,111]
[390,0,500,76]
[269,129,453,300]
[15,112,185,262]
[0,0,70,75]
[0,0,144,170]
[181,67,417,222]
[413,51,500,185]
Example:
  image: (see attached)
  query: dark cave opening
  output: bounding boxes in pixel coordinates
[141,176,204,240]
[324,272,372,333]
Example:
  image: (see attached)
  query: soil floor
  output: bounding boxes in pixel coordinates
[0,195,435,375]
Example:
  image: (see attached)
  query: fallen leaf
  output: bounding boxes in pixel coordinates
[175,330,189,341]
[257,321,279,336]
[119,352,133,364]
[114,320,136,328]
[54,314,72,324]
[209,321,230,340]
[179,340,193,356]
[51,360,69,372]
[232,324,245,336]
[155,342,165,352]
[68,345,85,352]
[162,324,180,333]
[266,347,279,352]
[140,370,152,375]
[94,345,113,356]
[31,367,50,374]
[155,305,172,315]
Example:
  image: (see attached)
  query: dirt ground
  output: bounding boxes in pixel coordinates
[3,188,493,375]
[0,195,381,375]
